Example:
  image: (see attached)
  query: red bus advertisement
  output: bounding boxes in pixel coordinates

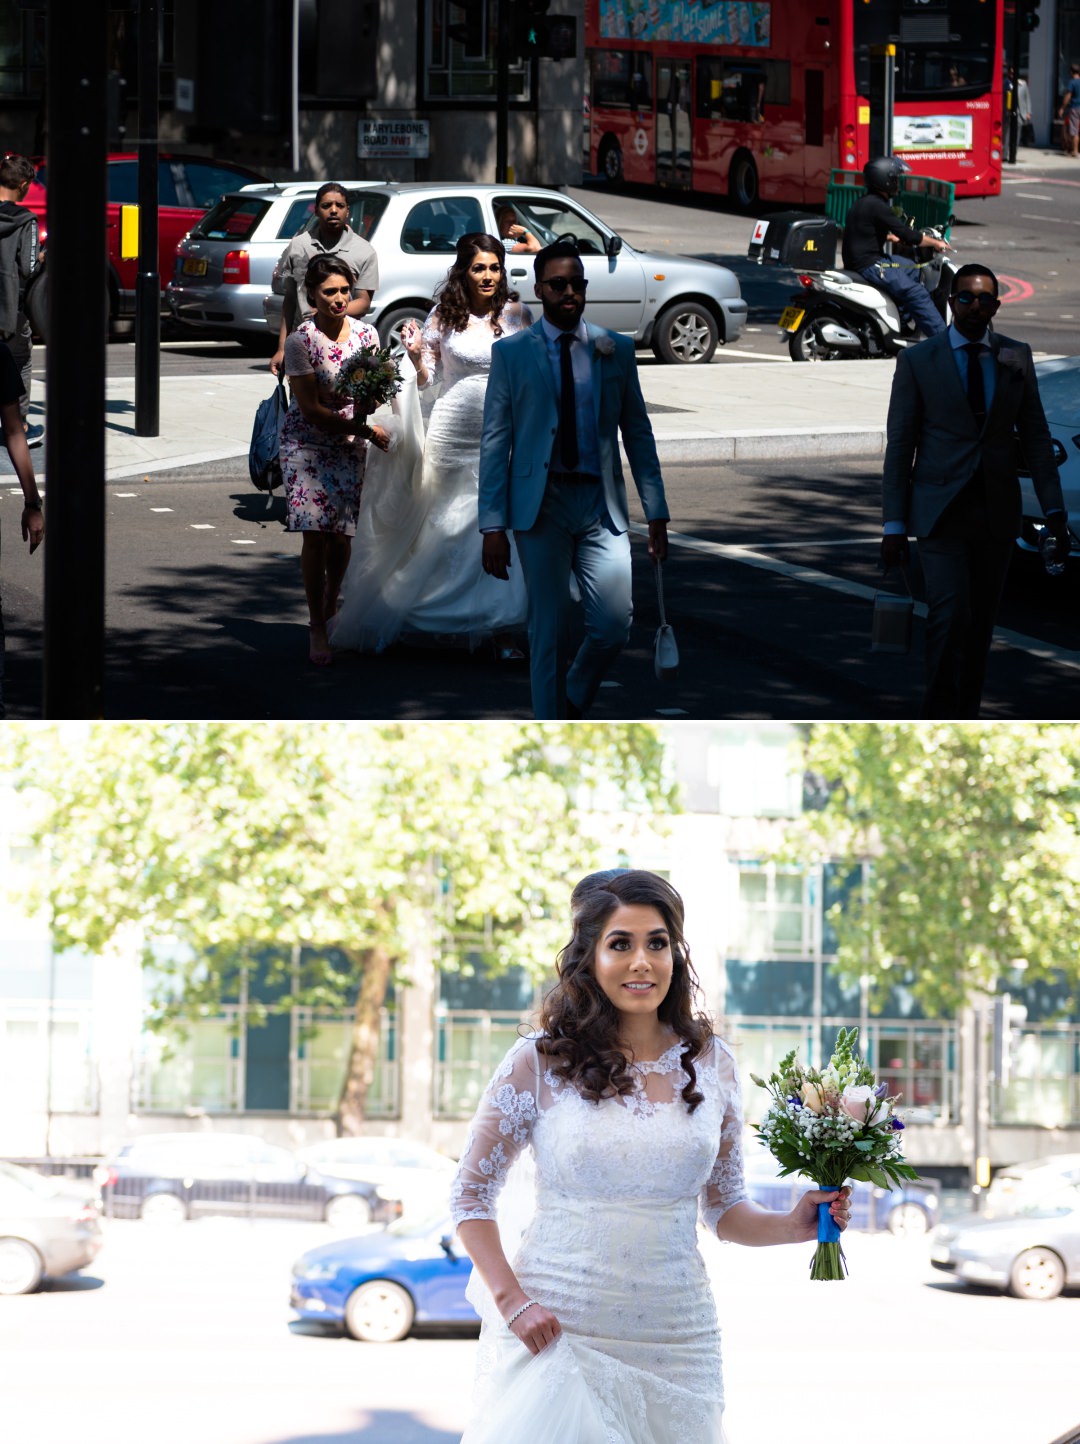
[585,0,1004,208]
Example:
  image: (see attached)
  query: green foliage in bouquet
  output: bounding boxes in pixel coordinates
[336,343,402,412]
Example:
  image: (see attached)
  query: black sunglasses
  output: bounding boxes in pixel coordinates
[952,292,998,309]
[540,276,588,295]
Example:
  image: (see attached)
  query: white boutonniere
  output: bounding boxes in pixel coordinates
[594,334,616,357]
[996,347,1023,371]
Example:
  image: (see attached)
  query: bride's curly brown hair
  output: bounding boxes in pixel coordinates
[537,871,714,1113]
[432,233,515,336]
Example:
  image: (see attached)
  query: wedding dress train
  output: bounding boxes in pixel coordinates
[451,1035,748,1444]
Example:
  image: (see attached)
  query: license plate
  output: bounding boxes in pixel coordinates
[778,306,805,333]
[182,257,208,277]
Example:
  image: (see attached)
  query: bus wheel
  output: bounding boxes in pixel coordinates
[598,136,623,183]
[728,152,759,211]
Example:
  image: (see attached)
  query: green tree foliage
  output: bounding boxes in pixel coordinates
[3,722,675,1129]
[796,723,1080,1016]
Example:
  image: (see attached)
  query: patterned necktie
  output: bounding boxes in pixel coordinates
[558,332,579,471]
[964,343,987,428]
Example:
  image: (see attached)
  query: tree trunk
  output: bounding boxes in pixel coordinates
[336,942,393,1136]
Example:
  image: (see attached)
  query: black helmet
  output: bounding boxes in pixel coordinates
[863,155,909,196]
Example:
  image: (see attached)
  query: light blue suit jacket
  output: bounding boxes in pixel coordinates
[478,319,669,534]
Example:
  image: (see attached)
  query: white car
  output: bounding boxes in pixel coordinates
[1018,356,1080,561]
[169,181,747,364]
[902,119,945,145]
[295,1137,457,1220]
[984,1153,1080,1219]
[0,1161,103,1295]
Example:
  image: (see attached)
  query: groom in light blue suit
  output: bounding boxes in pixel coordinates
[478,240,669,719]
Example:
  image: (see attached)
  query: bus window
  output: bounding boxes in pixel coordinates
[592,50,651,109]
[697,62,767,123]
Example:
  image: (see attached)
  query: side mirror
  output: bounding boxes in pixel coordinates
[605,234,623,258]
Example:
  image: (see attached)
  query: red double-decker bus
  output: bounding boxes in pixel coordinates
[585,0,1004,208]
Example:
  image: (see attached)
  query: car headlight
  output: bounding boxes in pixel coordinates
[294,1260,340,1281]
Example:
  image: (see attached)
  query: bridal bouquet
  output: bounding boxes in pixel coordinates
[336,343,402,413]
[750,1027,920,1280]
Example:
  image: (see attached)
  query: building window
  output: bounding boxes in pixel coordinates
[859,1022,957,1124]
[731,864,816,960]
[0,1004,98,1113]
[725,1018,815,1125]
[425,0,531,102]
[134,1007,399,1117]
[292,1007,399,1118]
[434,1010,528,1118]
[994,1026,1080,1128]
[708,726,802,818]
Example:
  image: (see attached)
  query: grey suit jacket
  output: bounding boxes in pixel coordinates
[478,319,669,535]
[882,329,1064,539]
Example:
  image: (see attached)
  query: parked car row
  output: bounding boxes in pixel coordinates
[166,180,747,364]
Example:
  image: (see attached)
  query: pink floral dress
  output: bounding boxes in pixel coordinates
[279,315,380,534]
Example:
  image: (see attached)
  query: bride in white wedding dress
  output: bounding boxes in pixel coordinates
[329,234,530,656]
[451,870,851,1444]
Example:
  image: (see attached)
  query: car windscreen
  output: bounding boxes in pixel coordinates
[1035,364,1080,427]
[191,196,272,242]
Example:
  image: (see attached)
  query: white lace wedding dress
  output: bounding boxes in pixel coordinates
[450,1034,748,1444]
[329,305,530,652]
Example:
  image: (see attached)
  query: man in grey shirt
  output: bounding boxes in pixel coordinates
[270,182,379,376]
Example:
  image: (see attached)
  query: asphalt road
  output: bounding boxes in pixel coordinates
[3,455,1078,721]
[1,1216,1076,1444]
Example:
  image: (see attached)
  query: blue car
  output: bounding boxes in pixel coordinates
[290,1212,479,1342]
[743,1147,939,1236]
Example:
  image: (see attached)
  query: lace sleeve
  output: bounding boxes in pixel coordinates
[418,309,441,391]
[450,1036,541,1226]
[699,1037,750,1235]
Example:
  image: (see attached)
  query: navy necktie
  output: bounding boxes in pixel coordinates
[964,343,987,428]
[558,333,579,470]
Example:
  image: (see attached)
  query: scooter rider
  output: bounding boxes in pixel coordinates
[841,156,951,338]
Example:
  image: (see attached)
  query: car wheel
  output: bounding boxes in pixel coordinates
[1009,1246,1066,1300]
[887,1202,930,1238]
[652,301,718,364]
[344,1279,415,1343]
[0,1238,45,1295]
[139,1192,187,1225]
[325,1193,374,1230]
[598,136,623,184]
[378,306,431,366]
[728,151,759,211]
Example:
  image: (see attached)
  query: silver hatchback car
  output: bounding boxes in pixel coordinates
[168,181,746,364]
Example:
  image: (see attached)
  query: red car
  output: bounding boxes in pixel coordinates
[19,151,266,338]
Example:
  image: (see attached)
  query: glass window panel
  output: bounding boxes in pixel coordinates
[775,875,803,906]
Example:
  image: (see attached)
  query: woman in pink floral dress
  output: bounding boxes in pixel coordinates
[280,254,388,665]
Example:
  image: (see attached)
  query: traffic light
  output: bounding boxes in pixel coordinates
[1020,0,1041,32]
[512,0,551,60]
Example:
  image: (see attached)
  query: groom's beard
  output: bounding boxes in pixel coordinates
[541,296,586,330]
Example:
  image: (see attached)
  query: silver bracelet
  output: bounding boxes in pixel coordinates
[506,1300,538,1329]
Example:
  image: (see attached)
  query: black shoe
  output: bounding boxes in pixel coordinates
[565,697,583,720]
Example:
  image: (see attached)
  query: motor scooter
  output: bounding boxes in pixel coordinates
[778,226,956,361]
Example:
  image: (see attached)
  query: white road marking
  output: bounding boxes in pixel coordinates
[190,524,215,529]
[755,538,878,548]
[1015,193,1055,200]
[1020,213,1080,226]
[630,525,1080,673]
[113,492,138,497]
[231,539,256,545]
[150,507,174,513]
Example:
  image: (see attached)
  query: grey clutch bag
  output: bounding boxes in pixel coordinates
[653,559,679,681]
[872,567,914,653]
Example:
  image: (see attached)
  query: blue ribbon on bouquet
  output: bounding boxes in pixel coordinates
[817,1195,842,1245]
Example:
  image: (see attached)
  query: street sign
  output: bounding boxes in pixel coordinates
[358,119,430,159]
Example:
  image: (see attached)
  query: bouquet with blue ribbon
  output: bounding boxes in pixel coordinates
[751,1027,920,1280]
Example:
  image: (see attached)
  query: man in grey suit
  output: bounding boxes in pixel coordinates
[881,263,1069,717]
[478,240,669,720]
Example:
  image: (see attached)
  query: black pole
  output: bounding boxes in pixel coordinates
[134,0,160,435]
[496,0,510,181]
[43,0,107,717]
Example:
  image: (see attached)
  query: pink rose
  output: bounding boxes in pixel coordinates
[840,1084,876,1124]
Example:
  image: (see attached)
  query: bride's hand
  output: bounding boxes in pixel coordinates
[506,1299,561,1356]
[789,1186,851,1242]
[366,425,391,452]
[401,319,424,365]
